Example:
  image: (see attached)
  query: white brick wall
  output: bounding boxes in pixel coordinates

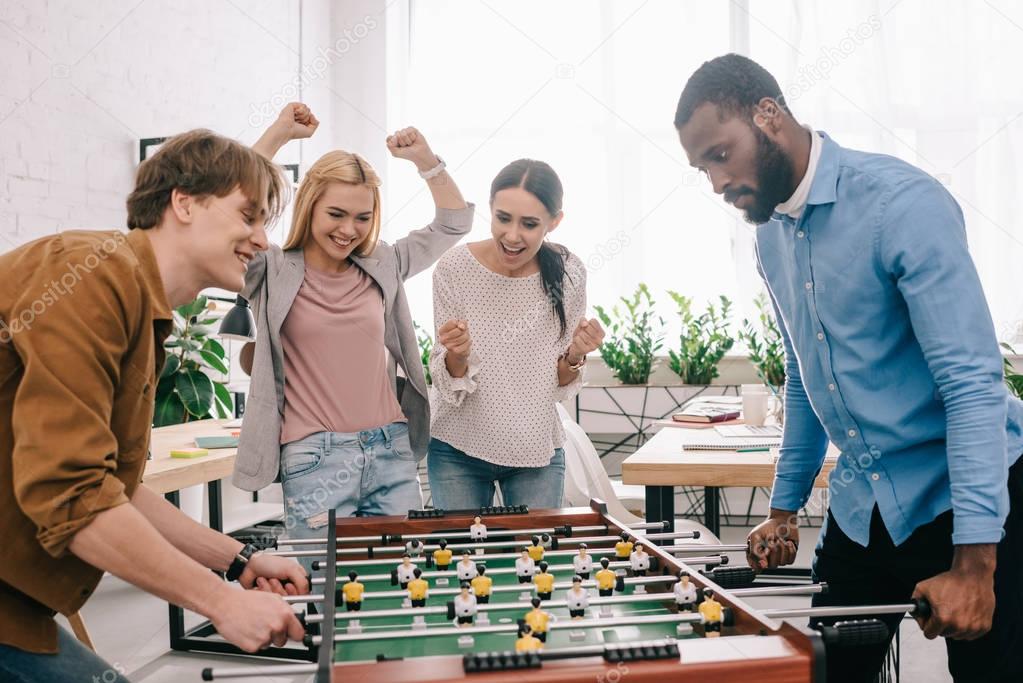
[0,0,393,248]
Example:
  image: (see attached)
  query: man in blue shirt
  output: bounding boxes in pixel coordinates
[675,54,1023,683]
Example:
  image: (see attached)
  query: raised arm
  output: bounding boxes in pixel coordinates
[386,127,474,280]
[252,102,319,160]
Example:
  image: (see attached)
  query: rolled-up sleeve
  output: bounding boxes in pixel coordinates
[10,257,135,557]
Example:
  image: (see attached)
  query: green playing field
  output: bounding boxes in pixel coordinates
[329,547,701,663]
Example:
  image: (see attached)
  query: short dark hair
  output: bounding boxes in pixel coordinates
[674,53,789,129]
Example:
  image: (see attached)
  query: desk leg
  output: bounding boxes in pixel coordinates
[163,492,187,650]
[207,480,223,533]
[645,485,674,534]
[704,486,721,537]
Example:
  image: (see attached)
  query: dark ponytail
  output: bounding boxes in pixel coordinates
[490,159,571,337]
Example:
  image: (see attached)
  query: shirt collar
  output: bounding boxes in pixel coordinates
[776,126,822,218]
[771,130,841,223]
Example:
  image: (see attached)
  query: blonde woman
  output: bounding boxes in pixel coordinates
[235,105,472,553]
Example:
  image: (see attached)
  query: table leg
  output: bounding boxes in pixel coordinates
[704,486,721,537]
[644,485,674,533]
[207,479,223,532]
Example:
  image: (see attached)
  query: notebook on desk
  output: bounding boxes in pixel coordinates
[680,435,782,452]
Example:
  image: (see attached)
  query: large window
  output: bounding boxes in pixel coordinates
[383,0,1023,344]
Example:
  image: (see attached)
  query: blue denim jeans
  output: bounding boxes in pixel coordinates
[280,423,422,572]
[427,438,565,510]
[0,625,131,682]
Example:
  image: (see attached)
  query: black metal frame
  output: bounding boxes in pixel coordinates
[162,483,314,662]
[575,384,741,459]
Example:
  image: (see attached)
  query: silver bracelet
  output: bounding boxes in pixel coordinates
[418,155,446,180]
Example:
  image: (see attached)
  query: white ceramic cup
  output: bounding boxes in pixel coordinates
[742,384,769,426]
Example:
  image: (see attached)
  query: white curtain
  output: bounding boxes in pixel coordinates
[383,0,1023,344]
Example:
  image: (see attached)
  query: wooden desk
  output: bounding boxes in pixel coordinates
[621,426,838,535]
[145,419,238,496]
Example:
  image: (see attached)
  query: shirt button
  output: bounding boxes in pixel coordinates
[848,429,857,437]
[817,332,825,341]
[797,231,805,238]
[804,282,812,290]
[871,473,880,481]
[828,383,836,391]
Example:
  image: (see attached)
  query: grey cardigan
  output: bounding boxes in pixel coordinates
[231,204,475,491]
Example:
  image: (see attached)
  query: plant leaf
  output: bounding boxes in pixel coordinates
[159,354,181,379]
[175,369,215,417]
[154,391,186,427]
[200,350,229,375]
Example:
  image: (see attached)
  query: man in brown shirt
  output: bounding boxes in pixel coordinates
[0,110,318,682]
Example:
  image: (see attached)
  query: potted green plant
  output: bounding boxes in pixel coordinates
[154,295,233,426]
[594,283,664,385]
[666,293,734,385]
[414,321,434,386]
[738,293,786,389]
[1003,343,1023,399]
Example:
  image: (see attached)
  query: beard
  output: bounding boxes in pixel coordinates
[726,126,797,225]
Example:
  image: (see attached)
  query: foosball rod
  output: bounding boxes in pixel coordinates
[763,599,930,621]
[283,566,730,604]
[301,584,828,624]
[201,663,317,680]
[310,611,710,645]
[307,541,734,570]
[310,541,723,570]
[665,544,748,553]
[310,558,649,584]
[269,531,699,558]
[275,520,672,546]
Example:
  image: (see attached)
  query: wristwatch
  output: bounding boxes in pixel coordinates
[561,350,587,373]
[225,543,258,582]
[418,155,446,180]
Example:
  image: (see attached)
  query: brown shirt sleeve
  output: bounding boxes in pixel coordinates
[9,245,141,557]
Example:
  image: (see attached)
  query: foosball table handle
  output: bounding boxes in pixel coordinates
[702,565,755,589]
[911,597,932,620]
[816,619,890,647]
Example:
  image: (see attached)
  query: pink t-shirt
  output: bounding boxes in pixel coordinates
[279,263,406,445]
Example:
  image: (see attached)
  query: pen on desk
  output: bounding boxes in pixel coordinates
[736,447,771,453]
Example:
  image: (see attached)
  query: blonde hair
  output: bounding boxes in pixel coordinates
[283,150,382,255]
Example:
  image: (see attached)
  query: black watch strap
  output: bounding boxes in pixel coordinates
[225,543,258,582]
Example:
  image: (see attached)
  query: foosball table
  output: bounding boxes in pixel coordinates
[201,501,929,682]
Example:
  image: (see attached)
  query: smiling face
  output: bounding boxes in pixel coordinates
[678,102,795,224]
[303,182,376,272]
[184,186,269,291]
[490,187,562,272]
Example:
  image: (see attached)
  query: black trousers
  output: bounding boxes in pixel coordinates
[811,459,1022,683]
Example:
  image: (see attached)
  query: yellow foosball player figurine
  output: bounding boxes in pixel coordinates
[615,532,634,560]
[433,539,453,570]
[342,571,365,612]
[595,557,617,597]
[527,535,545,562]
[699,588,723,638]
[471,564,493,604]
[532,561,555,600]
[516,623,543,652]
[524,597,551,642]
[407,567,430,607]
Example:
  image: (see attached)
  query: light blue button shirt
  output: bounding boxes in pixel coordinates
[758,132,1023,547]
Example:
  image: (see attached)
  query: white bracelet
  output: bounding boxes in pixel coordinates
[418,155,446,180]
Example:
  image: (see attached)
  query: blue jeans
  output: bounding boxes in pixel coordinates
[0,625,131,682]
[427,438,565,510]
[281,423,422,572]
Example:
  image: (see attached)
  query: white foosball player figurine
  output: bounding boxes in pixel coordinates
[456,551,479,581]
[469,515,487,541]
[572,543,593,579]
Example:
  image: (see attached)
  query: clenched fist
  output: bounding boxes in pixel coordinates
[273,102,319,142]
[438,319,471,361]
[566,318,605,363]
[386,126,440,173]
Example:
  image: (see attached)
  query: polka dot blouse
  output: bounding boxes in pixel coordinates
[429,243,587,467]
